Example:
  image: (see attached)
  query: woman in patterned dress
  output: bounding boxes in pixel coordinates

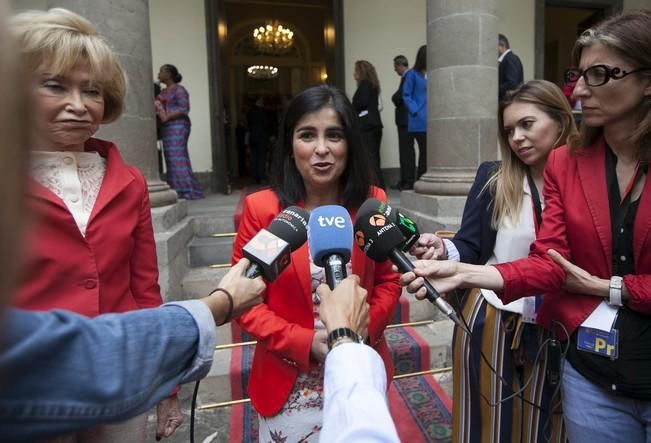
[231,85,401,442]
[156,64,203,199]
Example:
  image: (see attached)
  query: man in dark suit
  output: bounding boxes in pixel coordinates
[498,34,524,102]
[391,55,415,190]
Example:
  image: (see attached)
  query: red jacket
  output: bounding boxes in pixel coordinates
[14,138,162,316]
[232,188,401,417]
[495,138,651,337]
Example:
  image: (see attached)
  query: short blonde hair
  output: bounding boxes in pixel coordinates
[9,8,127,123]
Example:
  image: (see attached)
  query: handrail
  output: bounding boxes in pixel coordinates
[196,366,453,410]
[214,320,435,351]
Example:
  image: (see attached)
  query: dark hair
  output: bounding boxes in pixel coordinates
[270,85,373,209]
[413,45,426,73]
[498,34,510,49]
[393,55,408,67]
[569,10,651,161]
[162,64,182,83]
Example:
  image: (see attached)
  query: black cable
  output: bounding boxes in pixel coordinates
[451,289,571,443]
[190,379,200,443]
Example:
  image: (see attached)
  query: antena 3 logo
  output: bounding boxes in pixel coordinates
[369,214,386,227]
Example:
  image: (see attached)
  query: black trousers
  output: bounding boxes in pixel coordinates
[411,131,427,179]
[397,125,415,186]
[361,127,384,188]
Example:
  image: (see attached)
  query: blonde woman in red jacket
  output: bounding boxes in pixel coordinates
[232,85,401,441]
[402,10,651,443]
[10,8,181,442]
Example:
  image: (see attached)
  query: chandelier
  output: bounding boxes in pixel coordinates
[252,21,294,54]
[247,65,279,80]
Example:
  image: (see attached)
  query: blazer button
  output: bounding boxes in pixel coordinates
[84,279,97,289]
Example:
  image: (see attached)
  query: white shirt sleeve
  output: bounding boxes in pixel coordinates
[443,239,461,262]
[321,343,400,443]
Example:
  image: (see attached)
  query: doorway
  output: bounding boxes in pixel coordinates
[205,0,344,193]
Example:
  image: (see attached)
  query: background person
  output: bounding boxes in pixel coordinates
[155,63,204,199]
[391,54,415,191]
[402,45,428,183]
[411,80,576,442]
[352,60,384,188]
[404,11,651,443]
[498,34,524,102]
[9,8,180,441]
[232,85,401,442]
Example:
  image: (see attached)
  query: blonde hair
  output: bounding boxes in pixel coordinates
[0,2,31,312]
[569,10,651,161]
[9,8,127,123]
[354,60,381,92]
[488,80,577,228]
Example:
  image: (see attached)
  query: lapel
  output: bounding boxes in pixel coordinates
[87,139,135,225]
[27,178,69,211]
[576,139,611,271]
[633,166,651,266]
[291,242,313,306]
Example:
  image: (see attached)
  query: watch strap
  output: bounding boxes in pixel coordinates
[327,327,362,350]
[609,276,623,307]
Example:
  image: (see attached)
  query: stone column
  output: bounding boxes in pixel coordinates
[46,0,177,207]
[401,0,498,231]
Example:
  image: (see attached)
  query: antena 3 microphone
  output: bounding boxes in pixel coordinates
[357,198,420,252]
[308,205,353,289]
[243,206,310,281]
[354,202,462,327]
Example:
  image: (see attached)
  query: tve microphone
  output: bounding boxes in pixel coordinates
[354,203,462,327]
[307,205,353,289]
[243,206,310,281]
[357,198,420,252]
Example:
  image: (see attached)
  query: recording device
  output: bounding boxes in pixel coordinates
[547,321,562,387]
[358,198,420,251]
[354,199,463,327]
[307,205,353,289]
[243,206,310,281]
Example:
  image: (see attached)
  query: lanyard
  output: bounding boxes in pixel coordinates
[526,173,543,234]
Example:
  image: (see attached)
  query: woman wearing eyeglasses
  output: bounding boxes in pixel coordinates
[400,10,651,443]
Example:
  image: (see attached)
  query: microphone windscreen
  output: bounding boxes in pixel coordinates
[267,206,310,251]
[353,209,405,262]
[307,205,353,267]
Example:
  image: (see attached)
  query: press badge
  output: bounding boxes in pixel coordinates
[521,295,542,324]
[576,326,619,359]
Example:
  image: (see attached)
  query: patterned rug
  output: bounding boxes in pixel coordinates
[228,323,452,442]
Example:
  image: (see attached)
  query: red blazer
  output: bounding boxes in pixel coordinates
[232,187,401,417]
[495,138,651,337]
[14,138,162,316]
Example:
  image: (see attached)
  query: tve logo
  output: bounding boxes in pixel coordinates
[317,215,346,228]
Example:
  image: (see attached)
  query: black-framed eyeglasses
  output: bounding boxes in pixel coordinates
[565,65,651,87]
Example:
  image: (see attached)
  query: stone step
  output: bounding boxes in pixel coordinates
[192,213,236,237]
[197,320,453,405]
[188,236,234,268]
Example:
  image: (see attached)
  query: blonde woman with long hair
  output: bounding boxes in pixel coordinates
[411,80,576,442]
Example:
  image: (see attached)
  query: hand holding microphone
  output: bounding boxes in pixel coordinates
[353,199,463,328]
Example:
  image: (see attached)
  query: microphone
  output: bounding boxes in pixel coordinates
[307,205,353,289]
[357,198,420,252]
[242,206,310,281]
[354,203,463,327]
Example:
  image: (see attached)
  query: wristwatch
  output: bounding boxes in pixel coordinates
[327,327,363,351]
[608,276,623,307]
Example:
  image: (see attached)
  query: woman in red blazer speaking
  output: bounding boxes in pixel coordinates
[402,10,651,443]
[232,85,401,441]
[10,8,181,441]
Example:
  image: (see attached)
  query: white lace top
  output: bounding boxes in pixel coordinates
[31,151,107,237]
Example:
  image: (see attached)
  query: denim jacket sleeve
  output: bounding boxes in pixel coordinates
[0,300,216,442]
